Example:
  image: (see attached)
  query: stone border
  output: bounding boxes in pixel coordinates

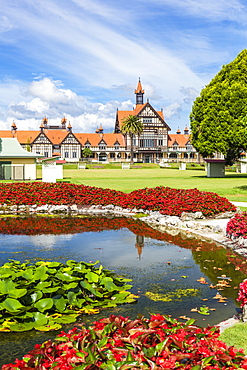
[0,202,242,254]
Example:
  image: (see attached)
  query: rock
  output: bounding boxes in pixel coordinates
[160,216,182,228]
[214,211,237,219]
[104,204,114,210]
[181,212,205,221]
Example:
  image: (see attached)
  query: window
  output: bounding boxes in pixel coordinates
[72,152,77,158]
[143,118,152,123]
[169,153,177,158]
[139,134,155,148]
[173,145,178,151]
[158,139,163,146]
[65,152,69,158]
[110,153,115,158]
[44,152,49,157]
[186,144,193,151]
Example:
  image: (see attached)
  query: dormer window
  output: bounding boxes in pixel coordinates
[173,141,178,151]
[99,140,106,150]
[85,140,91,148]
[114,141,120,150]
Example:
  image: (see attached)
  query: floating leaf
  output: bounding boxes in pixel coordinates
[2,298,24,312]
[34,298,54,312]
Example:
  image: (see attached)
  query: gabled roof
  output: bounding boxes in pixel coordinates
[0,138,44,158]
[74,133,126,146]
[168,134,190,147]
[43,129,68,145]
[117,102,170,130]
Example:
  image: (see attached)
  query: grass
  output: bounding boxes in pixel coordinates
[54,166,247,202]
[219,322,247,354]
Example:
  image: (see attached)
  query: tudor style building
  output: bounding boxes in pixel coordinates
[114,79,171,163]
[0,80,199,163]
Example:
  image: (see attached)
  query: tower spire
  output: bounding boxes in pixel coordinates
[135,78,144,105]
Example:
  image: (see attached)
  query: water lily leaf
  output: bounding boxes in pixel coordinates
[35,321,62,331]
[67,291,77,305]
[54,314,77,324]
[35,281,51,290]
[33,266,48,281]
[0,280,16,294]
[100,277,118,291]
[198,305,210,315]
[42,287,60,294]
[8,288,27,299]
[80,281,103,297]
[47,262,61,268]
[85,271,99,283]
[8,322,34,332]
[20,269,34,280]
[53,297,66,312]
[30,291,43,303]
[63,282,78,290]
[32,312,48,327]
[2,298,24,312]
[34,298,54,312]
[55,271,78,282]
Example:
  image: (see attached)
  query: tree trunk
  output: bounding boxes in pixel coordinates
[130,134,134,164]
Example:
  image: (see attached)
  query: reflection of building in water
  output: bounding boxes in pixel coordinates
[135,235,144,259]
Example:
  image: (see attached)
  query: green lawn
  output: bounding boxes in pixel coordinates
[219,322,247,354]
[57,166,247,202]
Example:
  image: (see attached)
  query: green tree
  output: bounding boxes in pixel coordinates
[190,49,247,165]
[121,115,143,164]
[82,147,92,159]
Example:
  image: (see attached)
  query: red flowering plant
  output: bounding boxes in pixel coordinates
[0,183,236,217]
[2,314,247,370]
[237,279,247,308]
[226,212,247,239]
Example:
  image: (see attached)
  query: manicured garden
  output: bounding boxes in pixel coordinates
[0,182,236,217]
[1,182,247,369]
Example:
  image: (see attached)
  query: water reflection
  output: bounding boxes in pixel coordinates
[0,215,246,367]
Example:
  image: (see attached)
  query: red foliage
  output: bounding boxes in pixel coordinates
[2,314,247,370]
[0,183,236,217]
[226,212,247,239]
[237,279,247,308]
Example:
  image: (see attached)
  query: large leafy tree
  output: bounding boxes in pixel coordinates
[190,49,247,165]
[121,115,143,164]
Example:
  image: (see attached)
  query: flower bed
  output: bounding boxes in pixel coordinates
[226,212,247,239]
[2,314,247,370]
[0,183,236,217]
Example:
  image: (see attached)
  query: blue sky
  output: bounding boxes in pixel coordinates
[0,0,247,133]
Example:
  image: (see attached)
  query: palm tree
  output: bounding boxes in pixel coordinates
[121,115,143,164]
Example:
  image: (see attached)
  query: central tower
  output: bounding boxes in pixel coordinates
[135,78,144,105]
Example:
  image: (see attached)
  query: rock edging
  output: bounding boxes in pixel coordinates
[0,202,244,255]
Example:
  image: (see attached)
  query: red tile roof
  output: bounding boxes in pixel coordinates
[168,134,190,147]
[74,133,126,146]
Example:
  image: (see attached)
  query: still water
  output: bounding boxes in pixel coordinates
[0,215,246,367]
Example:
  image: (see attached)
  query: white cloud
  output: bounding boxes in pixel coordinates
[0,77,135,132]
[163,102,182,120]
[0,16,14,33]
[142,0,247,23]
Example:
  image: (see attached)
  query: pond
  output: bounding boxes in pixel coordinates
[0,215,246,367]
